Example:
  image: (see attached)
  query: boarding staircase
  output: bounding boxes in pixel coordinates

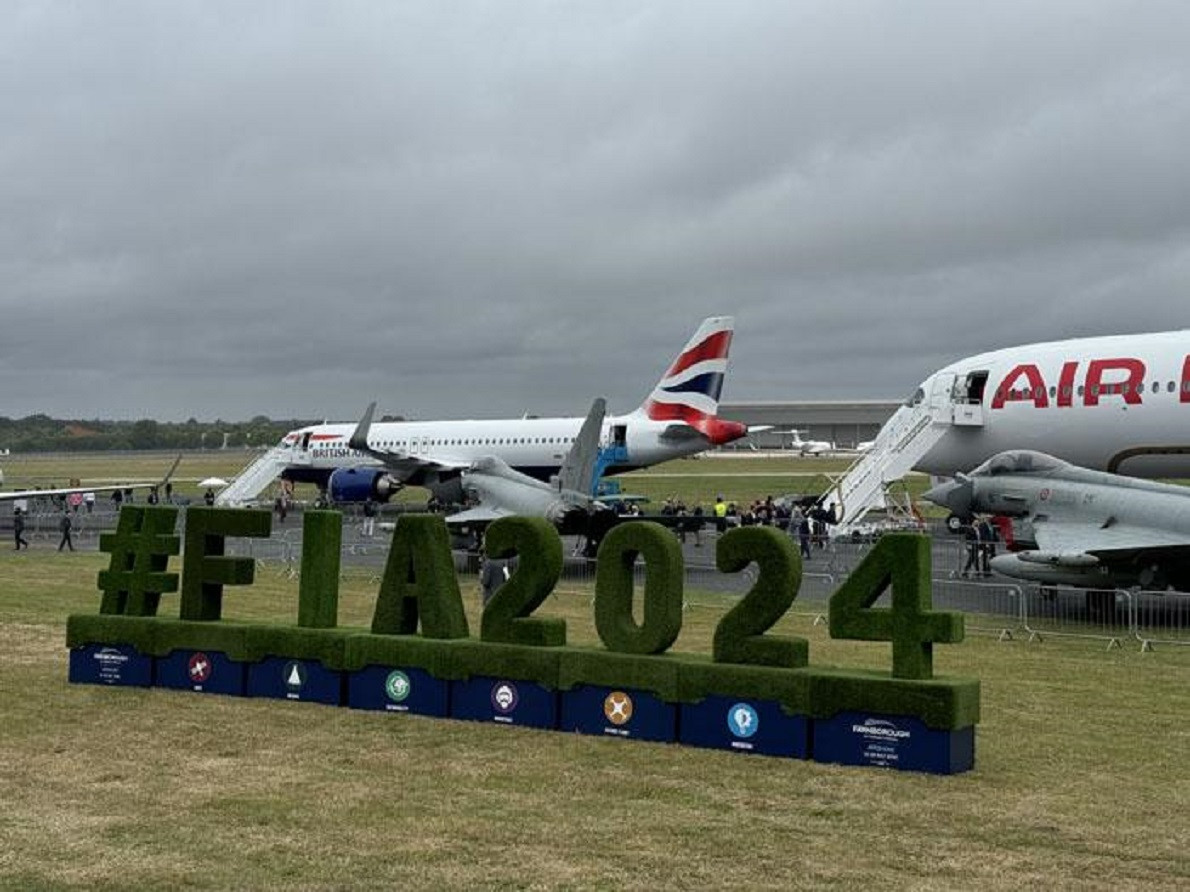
[215,446,293,506]
[825,372,978,538]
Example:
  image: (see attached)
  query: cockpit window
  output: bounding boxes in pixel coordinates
[971,450,1068,477]
[905,387,925,407]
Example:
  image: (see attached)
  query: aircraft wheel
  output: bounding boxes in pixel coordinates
[945,513,966,535]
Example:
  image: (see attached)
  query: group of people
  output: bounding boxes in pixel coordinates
[12,507,76,551]
[961,516,1000,577]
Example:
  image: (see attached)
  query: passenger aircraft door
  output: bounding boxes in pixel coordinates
[951,371,988,427]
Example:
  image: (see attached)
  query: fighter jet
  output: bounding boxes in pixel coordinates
[923,449,1190,590]
[349,396,612,529]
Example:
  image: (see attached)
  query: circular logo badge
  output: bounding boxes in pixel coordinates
[727,703,759,738]
[188,652,212,683]
[283,661,306,691]
[491,682,519,714]
[385,670,411,703]
[604,691,634,726]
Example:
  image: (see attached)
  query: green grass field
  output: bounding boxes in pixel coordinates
[2,541,1188,889]
[1,449,933,516]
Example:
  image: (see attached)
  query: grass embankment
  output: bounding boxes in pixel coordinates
[2,550,1188,889]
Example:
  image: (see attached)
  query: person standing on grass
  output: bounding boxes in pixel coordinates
[13,508,28,550]
[57,510,74,552]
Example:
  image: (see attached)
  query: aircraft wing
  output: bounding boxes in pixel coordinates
[445,505,514,525]
[1033,520,1190,556]
[0,456,181,504]
[0,482,156,503]
[347,402,466,479]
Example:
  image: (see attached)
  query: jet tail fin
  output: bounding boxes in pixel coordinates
[636,316,747,446]
[348,402,378,454]
[557,397,607,497]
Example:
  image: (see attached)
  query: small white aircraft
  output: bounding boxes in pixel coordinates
[774,428,834,456]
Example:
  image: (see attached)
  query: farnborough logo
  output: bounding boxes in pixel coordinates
[851,718,911,740]
[491,682,519,714]
[727,703,759,739]
[385,670,411,703]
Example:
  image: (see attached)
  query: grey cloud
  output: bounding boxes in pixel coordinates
[2,1,1189,420]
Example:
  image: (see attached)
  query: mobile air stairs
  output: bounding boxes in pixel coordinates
[825,371,983,539]
[215,445,294,506]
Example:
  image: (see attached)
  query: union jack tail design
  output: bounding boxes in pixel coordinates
[639,316,747,445]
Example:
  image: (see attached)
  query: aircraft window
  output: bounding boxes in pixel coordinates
[1033,387,1043,400]
[904,387,925,407]
[1062,385,1072,397]
[1184,381,1190,393]
[1077,385,1085,397]
[1168,381,1176,393]
[1048,386,1056,398]
[1152,382,1159,394]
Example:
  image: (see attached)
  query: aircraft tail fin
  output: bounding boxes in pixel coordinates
[557,397,607,496]
[637,316,746,445]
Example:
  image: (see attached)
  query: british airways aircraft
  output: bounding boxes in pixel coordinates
[269,316,748,505]
[910,329,1190,479]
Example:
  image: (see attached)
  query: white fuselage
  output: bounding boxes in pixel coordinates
[913,330,1190,478]
[279,410,712,481]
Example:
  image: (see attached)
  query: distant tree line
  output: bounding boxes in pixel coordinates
[0,415,321,453]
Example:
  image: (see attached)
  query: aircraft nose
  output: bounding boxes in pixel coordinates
[923,477,974,517]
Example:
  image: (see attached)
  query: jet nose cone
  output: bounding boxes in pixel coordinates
[923,478,973,516]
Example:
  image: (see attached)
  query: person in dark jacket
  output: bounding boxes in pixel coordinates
[13,509,28,550]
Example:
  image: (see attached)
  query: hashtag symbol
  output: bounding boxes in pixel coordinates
[97,505,182,617]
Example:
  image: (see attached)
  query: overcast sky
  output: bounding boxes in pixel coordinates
[3,1,1189,422]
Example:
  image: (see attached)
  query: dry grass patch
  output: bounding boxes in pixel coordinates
[2,550,1189,888]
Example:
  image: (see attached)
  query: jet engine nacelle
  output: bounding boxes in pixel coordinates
[327,467,402,504]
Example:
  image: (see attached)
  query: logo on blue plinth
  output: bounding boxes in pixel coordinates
[385,670,411,703]
[188,652,212,684]
[727,703,759,739]
[491,681,519,714]
[284,661,306,692]
[604,691,634,726]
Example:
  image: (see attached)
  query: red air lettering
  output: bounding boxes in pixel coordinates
[1056,361,1078,408]
[1083,358,1144,406]
[991,364,1049,409]
[1182,356,1190,404]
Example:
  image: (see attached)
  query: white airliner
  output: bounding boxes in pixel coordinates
[262,316,749,505]
[829,329,1190,536]
[909,329,1190,479]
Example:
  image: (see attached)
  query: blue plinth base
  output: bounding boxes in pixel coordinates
[69,644,153,687]
[559,685,676,742]
[246,658,343,705]
[155,650,245,696]
[679,697,809,757]
[347,666,450,716]
[813,712,975,774]
[450,677,557,729]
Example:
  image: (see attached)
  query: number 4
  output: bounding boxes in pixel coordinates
[829,533,964,679]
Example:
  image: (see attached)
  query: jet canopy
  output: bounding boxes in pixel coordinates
[970,450,1069,477]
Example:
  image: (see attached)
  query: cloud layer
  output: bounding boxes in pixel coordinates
[3,2,1188,420]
